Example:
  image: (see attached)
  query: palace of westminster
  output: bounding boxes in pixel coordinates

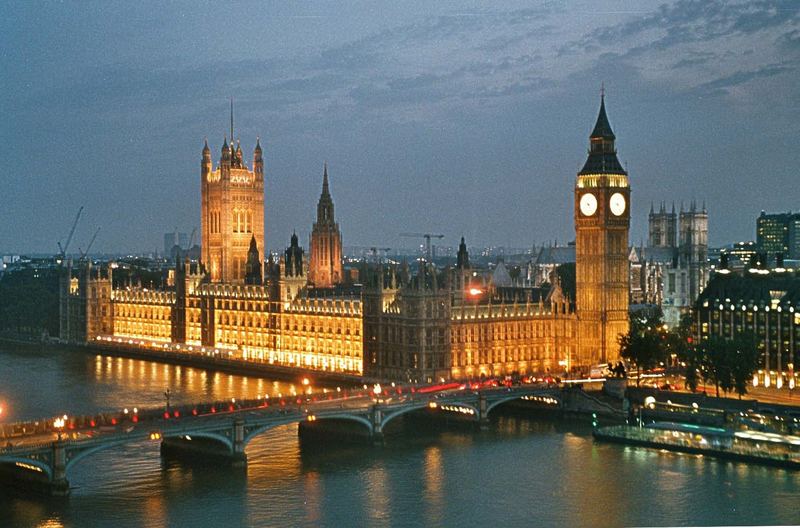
[60,97,636,382]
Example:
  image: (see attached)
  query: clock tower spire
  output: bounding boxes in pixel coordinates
[574,92,630,367]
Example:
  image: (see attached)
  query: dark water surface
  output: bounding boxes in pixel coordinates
[0,345,797,527]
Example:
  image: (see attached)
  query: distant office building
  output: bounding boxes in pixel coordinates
[723,241,758,267]
[163,232,189,257]
[757,211,800,260]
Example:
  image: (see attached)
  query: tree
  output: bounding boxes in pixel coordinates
[619,310,666,386]
[665,313,693,365]
[729,333,760,399]
[693,334,759,399]
[682,346,702,393]
[698,336,734,398]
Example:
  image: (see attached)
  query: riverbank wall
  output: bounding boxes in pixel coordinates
[0,336,369,386]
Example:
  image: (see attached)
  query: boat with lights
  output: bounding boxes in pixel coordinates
[593,421,800,469]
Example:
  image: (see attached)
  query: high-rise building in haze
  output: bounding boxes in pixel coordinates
[757,211,800,260]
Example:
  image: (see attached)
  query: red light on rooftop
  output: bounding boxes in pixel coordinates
[111,418,117,425]
[173,411,180,418]
[192,409,198,416]
[163,412,170,419]
[90,420,96,427]
[132,416,139,423]
[210,407,216,413]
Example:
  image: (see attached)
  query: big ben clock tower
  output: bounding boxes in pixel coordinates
[575,93,630,367]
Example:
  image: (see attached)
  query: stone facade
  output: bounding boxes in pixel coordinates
[61,96,637,381]
[200,122,265,283]
[574,95,630,366]
[308,164,343,288]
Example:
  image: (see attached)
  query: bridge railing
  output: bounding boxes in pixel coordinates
[0,383,557,444]
[0,388,378,442]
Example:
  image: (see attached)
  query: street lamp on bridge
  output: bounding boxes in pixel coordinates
[54,415,67,441]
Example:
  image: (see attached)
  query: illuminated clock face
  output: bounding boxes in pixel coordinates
[579,193,598,216]
[610,192,626,216]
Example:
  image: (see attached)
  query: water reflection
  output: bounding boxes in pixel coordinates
[1,345,799,527]
[82,353,325,416]
[423,447,443,525]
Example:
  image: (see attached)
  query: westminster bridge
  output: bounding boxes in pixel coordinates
[0,383,567,495]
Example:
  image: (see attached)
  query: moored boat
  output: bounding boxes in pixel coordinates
[593,421,800,469]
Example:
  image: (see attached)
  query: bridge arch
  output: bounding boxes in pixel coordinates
[312,413,374,435]
[64,437,143,474]
[485,391,561,415]
[161,431,235,453]
[243,416,308,446]
[379,400,479,431]
[243,413,374,447]
[0,455,53,481]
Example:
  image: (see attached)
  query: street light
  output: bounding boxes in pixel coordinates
[54,415,67,441]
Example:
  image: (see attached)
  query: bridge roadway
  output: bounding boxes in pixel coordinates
[0,383,561,495]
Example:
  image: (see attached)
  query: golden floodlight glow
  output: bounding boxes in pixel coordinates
[15,462,43,473]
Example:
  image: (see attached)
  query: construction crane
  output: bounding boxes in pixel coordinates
[79,227,100,261]
[57,206,84,262]
[399,233,444,262]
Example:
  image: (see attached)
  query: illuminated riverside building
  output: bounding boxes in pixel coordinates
[308,164,344,288]
[694,264,800,389]
[574,94,630,366]
[201,105,265,283]
[362,257,576,382]
[60,95,630,381]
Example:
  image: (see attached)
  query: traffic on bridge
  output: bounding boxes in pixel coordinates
[0,380,561,495]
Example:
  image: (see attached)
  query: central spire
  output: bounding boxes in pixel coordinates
[322,161,330,197]
[317,162,334,223]
[590,93,615,141]
[230,97,234,144]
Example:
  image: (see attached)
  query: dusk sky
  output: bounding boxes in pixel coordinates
[2,1,798,255]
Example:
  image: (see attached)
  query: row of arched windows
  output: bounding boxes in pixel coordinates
[232,208,253,234]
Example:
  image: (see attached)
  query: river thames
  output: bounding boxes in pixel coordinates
[0,344,797,527]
